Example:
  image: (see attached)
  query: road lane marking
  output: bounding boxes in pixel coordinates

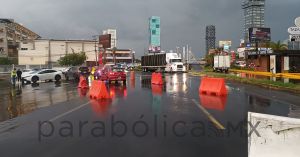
[48,101,90,122]
[192,99,225,130]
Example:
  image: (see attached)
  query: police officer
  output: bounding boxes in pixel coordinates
[11,68,17,85]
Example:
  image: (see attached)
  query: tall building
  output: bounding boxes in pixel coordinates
[242,0,266,41]
[205,25,216,54]
[0,19,40,62]
[149,16,161,53]
[102,29,117,48]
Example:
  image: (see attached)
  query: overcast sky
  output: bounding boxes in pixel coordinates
[1,0,300,57]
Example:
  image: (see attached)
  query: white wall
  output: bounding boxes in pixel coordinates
[248,112,300,157]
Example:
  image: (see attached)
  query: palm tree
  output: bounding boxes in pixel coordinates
[270,40,288,51]
[112,47,117,64]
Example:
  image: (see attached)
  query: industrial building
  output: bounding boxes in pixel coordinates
[0,19,40,63]
[18,39,95,67]
[242,0,265,42]
[149,16,161,53]
[205,25,216,54]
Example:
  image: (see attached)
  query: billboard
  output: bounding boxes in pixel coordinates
[249,27,271,43]
[288,27,300,35]
[99,34,111,49]
[219,41,232,47]
[148,45,161,53]
[219,40,232,52]
[290,35,300,42]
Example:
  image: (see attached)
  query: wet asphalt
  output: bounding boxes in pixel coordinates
[0,72,299,157]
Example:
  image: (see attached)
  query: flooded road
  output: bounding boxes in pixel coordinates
[0,72,299,157]
[1,72,297,122]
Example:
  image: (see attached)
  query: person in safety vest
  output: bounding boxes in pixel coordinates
[11,68,17,85]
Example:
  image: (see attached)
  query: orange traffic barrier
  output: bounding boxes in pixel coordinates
[151,72,163,85]
[199,77,227,96]
[78,76,88,89]
[130,71,135,80]
[89,80,111,99]
[199,94,227,111]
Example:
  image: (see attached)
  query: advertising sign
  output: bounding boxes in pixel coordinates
[219,41,232,48]
[288,27,300,35]
[295,17,300,27]
[284,57,289,71]
[219,40,232,52]
[148,45,161,53]
[249,27,271,43]
[290,35,300,42]
[270,55,276,74]
[99,34,111,49]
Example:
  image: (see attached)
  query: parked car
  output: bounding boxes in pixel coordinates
[98,65,126,84]
[63,66,80,81]
[235,61,246,68]
[21,69,40,78]
[22,69,63,83]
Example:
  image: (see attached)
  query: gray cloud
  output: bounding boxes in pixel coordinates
[1,0,300,57]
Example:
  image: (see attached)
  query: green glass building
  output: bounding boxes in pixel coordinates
[149,16,161,52]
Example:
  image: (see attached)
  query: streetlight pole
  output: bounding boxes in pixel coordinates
[92,35,98,66]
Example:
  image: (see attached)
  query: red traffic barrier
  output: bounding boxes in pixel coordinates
[199,94,227,111]
[151,72,163,85]
[199,77,227,96]
[89,80,111,99]
[78,76,88,89]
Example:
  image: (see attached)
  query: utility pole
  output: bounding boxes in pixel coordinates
[48,40,51,69]
[93,35,98,66]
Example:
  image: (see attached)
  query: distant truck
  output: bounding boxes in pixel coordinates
[141,53,186,72]
[213,55,230,72]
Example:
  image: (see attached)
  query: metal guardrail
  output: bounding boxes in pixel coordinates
[229,69,300,80]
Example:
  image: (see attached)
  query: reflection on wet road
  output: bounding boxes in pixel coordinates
[0,81,79,122]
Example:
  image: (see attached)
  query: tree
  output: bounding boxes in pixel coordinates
[269,40,288,51]
[205,54,214,67]
[58,52,87,66]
